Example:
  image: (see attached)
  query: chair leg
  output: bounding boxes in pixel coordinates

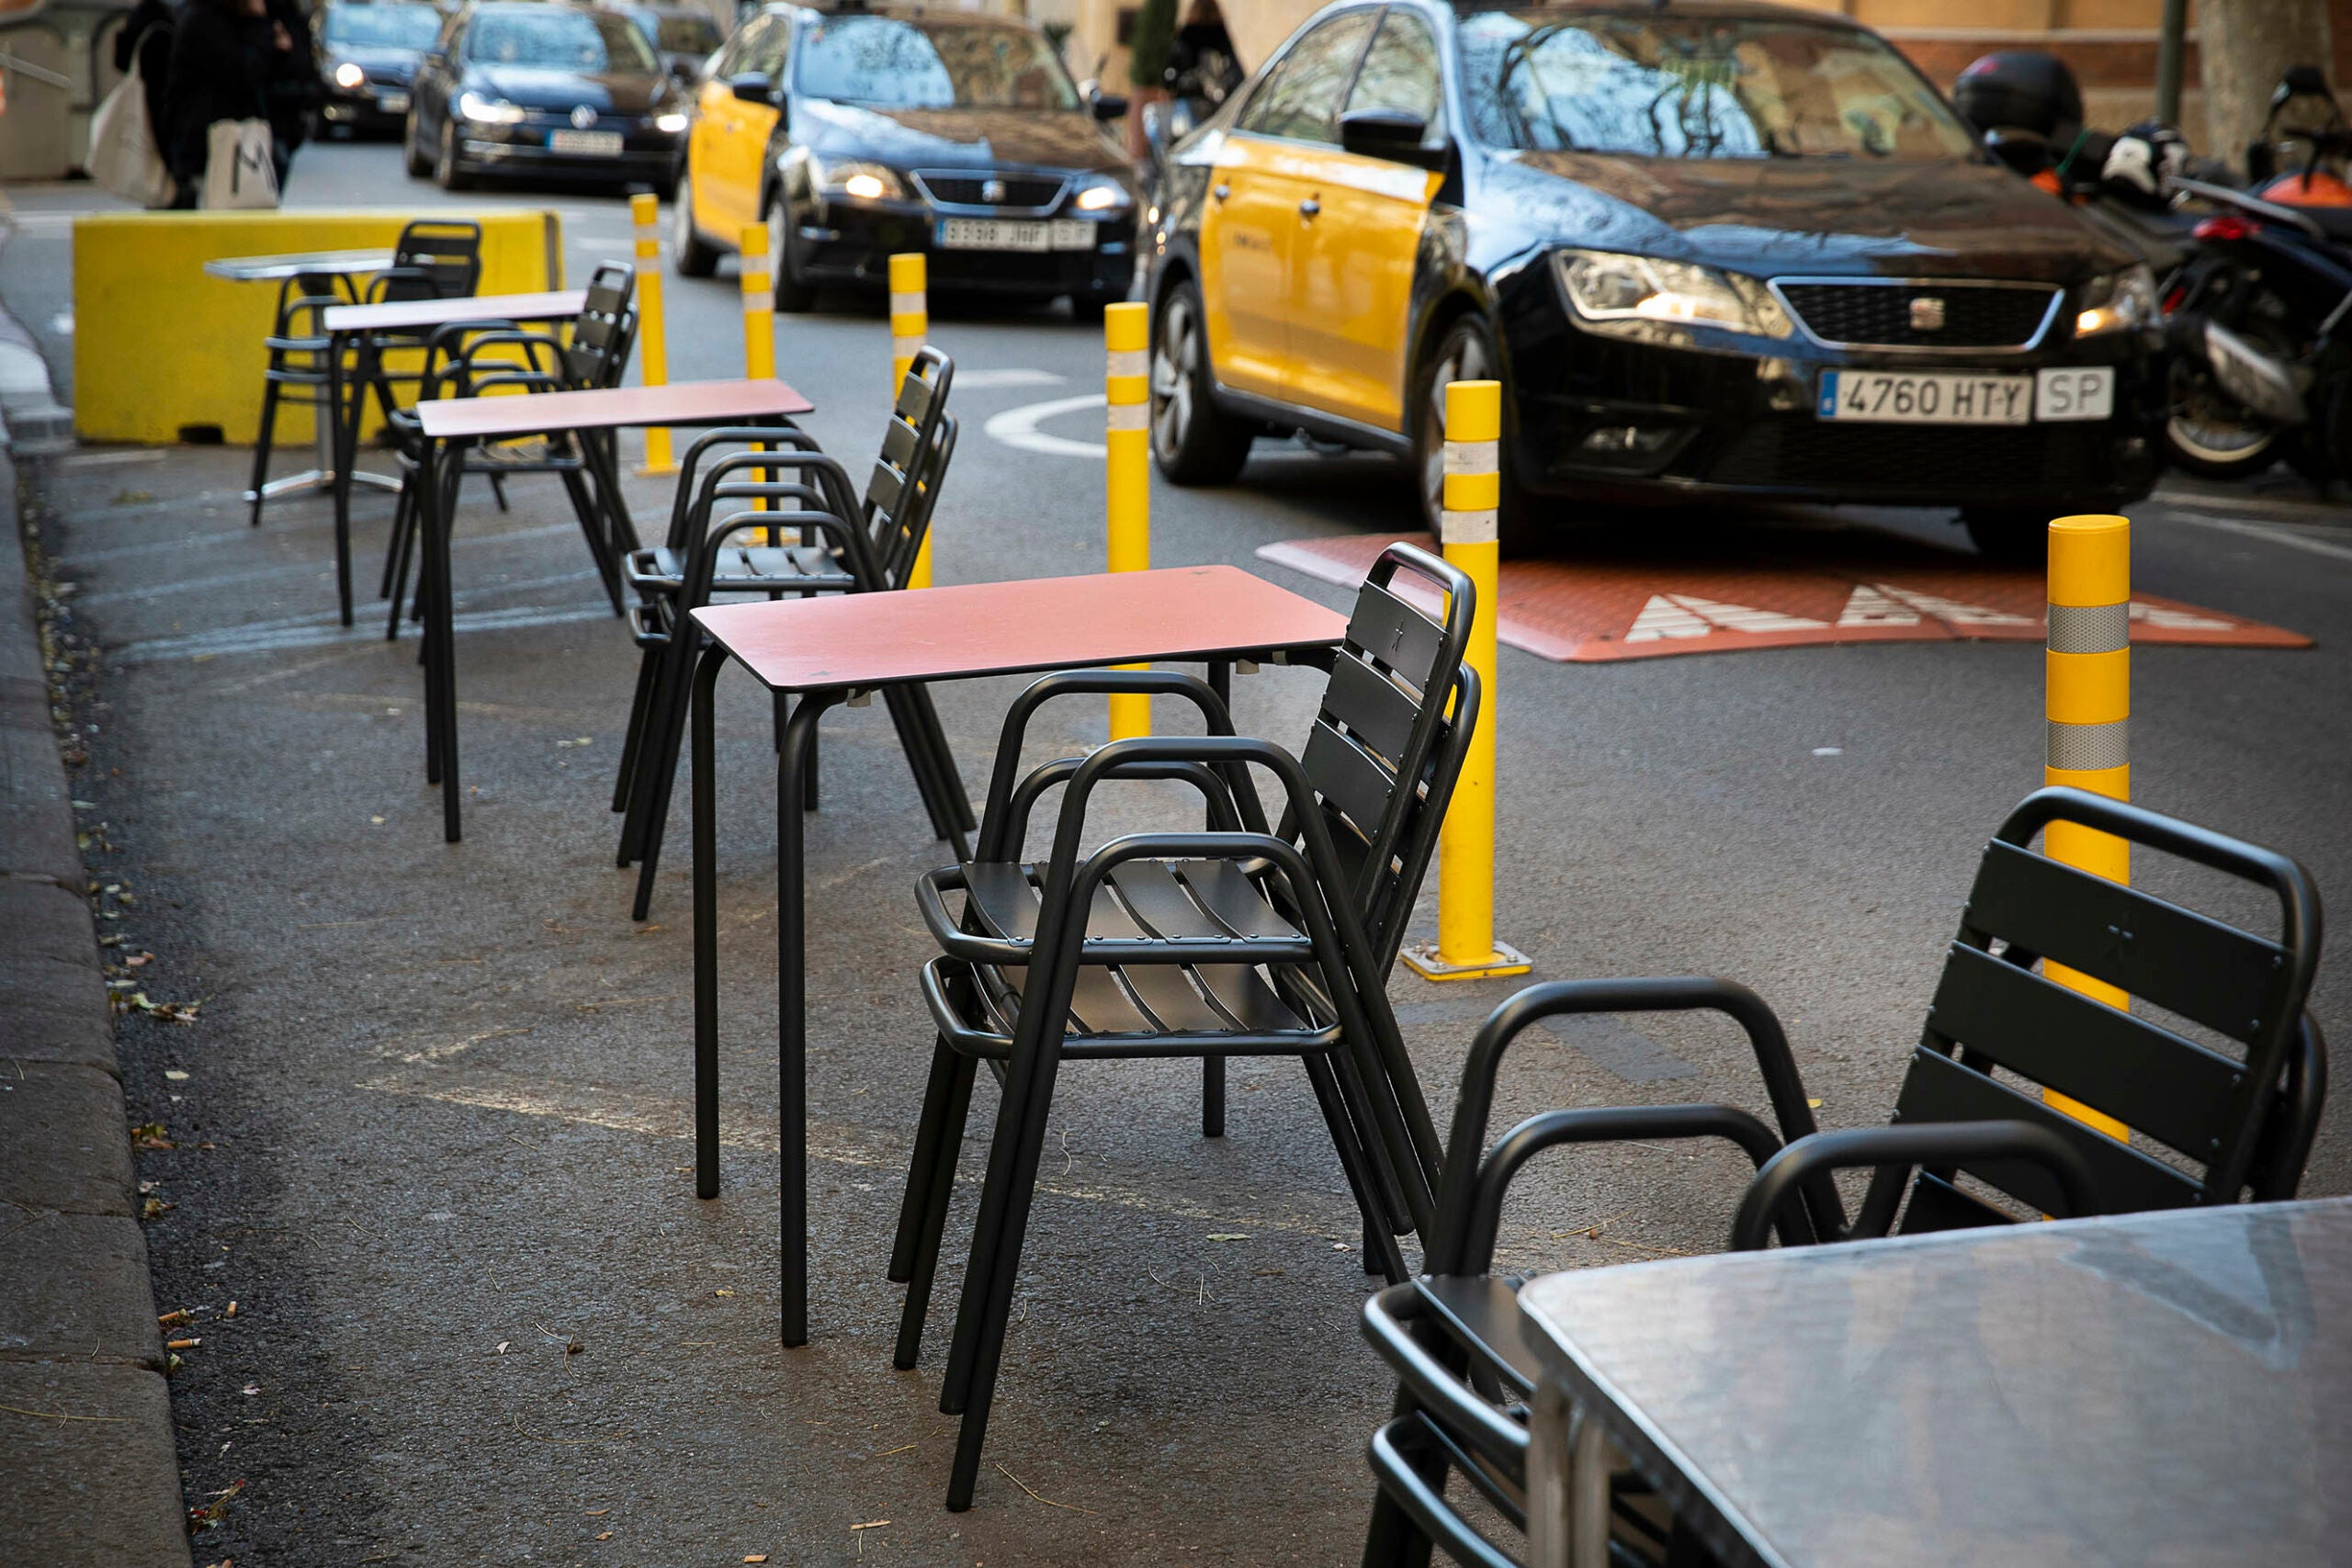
[1362,1429,1446,1568]
[893,1044,977,1371]
[385,478,419,640]
[559,464,625,614]
[883,684,963,846]
[379,462,413,599]
[612,637,665,816]
[944,1041,1066,1512]
[906,683,978,835]
[1204,1057,1226,1138]
[891,1032,965,1283]
[1303,1053,1410,1283]
[628,628,707,919]
[489,472,511,513]
[249,377,281,527]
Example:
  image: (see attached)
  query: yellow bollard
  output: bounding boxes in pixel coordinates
[891,254,933,587]
[1105,301,1152,740]
[631,192,675,476]
[1404,380,1530,983]
[739,221,775,380]
[2043,514,2132,1138]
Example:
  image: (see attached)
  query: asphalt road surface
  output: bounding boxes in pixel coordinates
[6,141,2349,1565]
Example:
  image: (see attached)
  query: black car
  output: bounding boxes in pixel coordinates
[673,3,1136,317]
[607,3,727,88]
[318,0,443,135]
[1145,0,2164,558]
[404,1,689,193]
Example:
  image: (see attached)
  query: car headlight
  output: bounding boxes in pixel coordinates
[654,111,689,134]
[457,91,527,125]
[812,158,904,201]
[333,61,366,90]
[1071,174,1129,213]
[2076,265,2157,337]
[1554,250,1792,341]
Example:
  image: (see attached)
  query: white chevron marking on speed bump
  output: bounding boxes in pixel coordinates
[1625,594,1830,642]
[1837,582,2034,628]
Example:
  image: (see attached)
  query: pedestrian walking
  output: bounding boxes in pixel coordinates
[112,0,177,155]
[161,0,279,207]
[264,0,324,185]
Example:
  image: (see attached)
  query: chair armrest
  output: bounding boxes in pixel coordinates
[1729,1120,2101,1252]
[976,671,1248,859]
[1000,754,1245,852]
[1366,1419,1523,1568]
[1362,1284,1528,1472]
[1424,980,1828,1274]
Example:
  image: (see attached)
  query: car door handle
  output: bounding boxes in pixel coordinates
[1212,183,1229,202]
[1298,197,1320,219]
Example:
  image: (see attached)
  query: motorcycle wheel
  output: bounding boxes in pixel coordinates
[2163,320,2283,481]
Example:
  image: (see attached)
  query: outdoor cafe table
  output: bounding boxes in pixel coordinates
[317,288,590,619]
[411,377,815,842]
[685,565,1349,1346]
[1514,1196,2352,1568]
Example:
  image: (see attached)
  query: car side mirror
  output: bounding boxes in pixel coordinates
[1091,90,1128,122]
[729,71,774,107]
[1340,107,1445,171]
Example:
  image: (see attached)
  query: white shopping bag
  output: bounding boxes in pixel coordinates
[88,56,175,209]
[201,118,279,210]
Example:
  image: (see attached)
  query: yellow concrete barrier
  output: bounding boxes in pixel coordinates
[1104,300,1150,740]
[632,192,674,476]
[2044,513,2132,1139]
[1405,379,1530,984]
[890,254,931,588]
[73,208,563,446]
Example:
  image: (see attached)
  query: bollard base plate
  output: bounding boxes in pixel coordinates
[1400,938,1532,983]
[635,463,680,478]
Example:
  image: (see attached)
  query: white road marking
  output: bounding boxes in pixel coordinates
[53,448,164,468]
[983,391,1108,458]
[2169,511,2352,565]
[111,580,610,663]
[73,522,586,605]
[953,367,1066,390]
[1625,594,1827,642]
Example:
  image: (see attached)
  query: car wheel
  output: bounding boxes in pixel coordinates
[403,112,430,177]
[1414,314,1530,553]
[1149,277,1252,484]
[767,192,817,312]
[673,178,718,277]
[1960,507,2055,565]
[434,118,472,192]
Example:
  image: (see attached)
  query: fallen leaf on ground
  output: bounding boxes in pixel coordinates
[851,1520,889,1531]
[163,1067,187,1079]
[141,1197,175,1219]
[744,1556,769,1563]
[223,1302,237,1318]
[1206,1233,1249,1242]
[130,1122,174,1149]
[595,1531,613,1540]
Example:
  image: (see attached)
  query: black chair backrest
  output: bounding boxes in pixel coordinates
[1883,787,2324,1229]
[862,347,956,588]
[379,219,483,303]
[563,262,638,389]
[1277,543,1478,971]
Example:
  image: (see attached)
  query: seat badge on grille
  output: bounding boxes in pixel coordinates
[1908,296,1946,332]
[571,106,599,129]
[981,177,1007,204]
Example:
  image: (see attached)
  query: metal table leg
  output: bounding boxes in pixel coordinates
[775,687,843,1349]
[691,642,729,1201]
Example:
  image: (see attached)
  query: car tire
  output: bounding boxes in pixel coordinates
[434,118,472,192]
[673,179,719,277]
[2164,357,2281,480]
[403,113,430,177]
[766,193,817,312]
[1414,314,1531,554]
[1960,506,2055,565]
[1149,276,1252,485]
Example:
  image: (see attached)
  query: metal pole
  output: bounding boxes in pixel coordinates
[1105,300,1151,740]
[2045,513,2132,1140]
[632,192,675,475]
[891,253,933,587]
[2156,0,2188,129]
[1405,379,1529,982]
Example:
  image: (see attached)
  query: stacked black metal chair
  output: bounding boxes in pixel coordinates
[348,218,486,428]
[246,268,356,529]
[380,261,639,640]
[1359,787,2327,1568]
[611,345,970,919]
[893,542,1480,1511]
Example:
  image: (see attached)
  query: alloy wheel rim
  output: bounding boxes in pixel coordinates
[1152,296,1195,460]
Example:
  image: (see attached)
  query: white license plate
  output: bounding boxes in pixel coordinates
[935,218,1094,252]
[379,91,410,112]
[548,129,623,155]
[1817,367,2115,425]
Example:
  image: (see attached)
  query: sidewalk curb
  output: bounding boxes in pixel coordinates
[0,311,191,1563]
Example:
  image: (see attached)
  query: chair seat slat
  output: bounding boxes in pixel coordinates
[1966,840,2285,1042]
[1893,1046,2203,1214]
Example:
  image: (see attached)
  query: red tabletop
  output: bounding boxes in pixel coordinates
[322,288,588,335]
[415,378,815,440]
[691,565,1347,692]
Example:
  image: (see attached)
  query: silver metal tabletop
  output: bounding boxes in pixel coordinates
[1515,1197,2352,1568]
[201,250,394,282]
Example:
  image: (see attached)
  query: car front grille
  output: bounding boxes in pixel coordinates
[910,169,1068,212]
[1708,422,2110,492]
[1773,281,2060,349]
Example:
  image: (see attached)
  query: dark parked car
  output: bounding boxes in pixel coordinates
[1145,0,2164,558]
[607,3,727,87]
[317,0,443,135]
[403,1,689,193]
[673,2,1136,317]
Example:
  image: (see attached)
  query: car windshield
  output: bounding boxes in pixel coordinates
[652,13,721,53]
[323,1,441,50]
[794,15,1079,112]
[467,8,660,73]
[1459,12,1977,160]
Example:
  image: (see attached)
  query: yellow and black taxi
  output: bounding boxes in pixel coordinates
[673,2,1136,316]
[1145,0,2165,558]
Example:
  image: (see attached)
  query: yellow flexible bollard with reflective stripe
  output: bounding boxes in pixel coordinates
[2045,513,2132,1139]
[1105,301,1151,740]
[739,223,775,515]
[631,192,675,475]
[1404,380,1530,982]
[890,254,933,588]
